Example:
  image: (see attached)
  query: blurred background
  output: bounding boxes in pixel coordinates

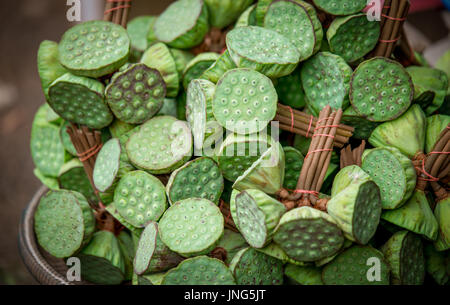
[0,0,448,284]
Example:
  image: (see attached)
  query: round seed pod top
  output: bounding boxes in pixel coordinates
[331,165,371,197]
[93,138,121,193]
[312,0,367,16]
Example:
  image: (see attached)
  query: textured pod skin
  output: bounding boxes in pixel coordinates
[93,138,121,193]
[127,16,155,54]
[105,203,143,235]
[368,104,426,158]
[433,197,450,251]
[171,48,195,79]
[109,119,136,139]
[183,53,219,89]
[229,247,284,285]
[285,263,323,285]
[117,231,135,281]
[293,0,323,54]
[216,229,248,265]
[154,0,209,49]
[33,168,59,190]
[60,121,77,156]
[381,230,425,285]
[424,244,449,285]
[235,4,257,27]
[331,165,371,197]
[276,69,306,109]
[362,147,416,210]
[314,238,353,267]
[201,50,237,84]
[37,40,67,100]
[425,114,450,154]
[58,159,97,203]
[341,106,380,140]
[283,146,304,190]
[313,0,367,15]
[256,242,309,266]
[76,230,125,285]
[156,98,178,117]
[205,0,253,28]
[255,0,275,26]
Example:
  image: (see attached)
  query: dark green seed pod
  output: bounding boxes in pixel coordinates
[59,121,77,156]
[171,48,195,79]
[276,68,306,109]
[58,159,97,203]
[201,50,237,84]
[117,230,135,281]
[285,263,323,285]
[108,119,136,139]
[424,243,449,285]
[216,229,248,265]
[341,106,380,140]
[434,197,450,251]
[283,146,304,190]
[183,53,219,89]
[425,114,450,154]
[205,0,253,28]
[156,98,178,117]
[37,40,67,100]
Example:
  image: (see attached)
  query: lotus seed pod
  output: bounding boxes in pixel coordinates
[176,90,187,120]
[425,114,450,154]
[235,4,257,27]
[37,40,68,100]
[114,170,167,227]
[117,230,135,281]
[229,247,284,285]
[229,189,240,230]
[200,50,237,84]
[341,106,380,140]
[105,203,143,235]
[156,98,178,117]
[433,197,450,251]
[59,121,77,156]
[58,20,130,78]
[285,264,323,285]
[127,16,155,60]
[48,73,113,129]
[183,53,219,89]
[204,0,253,28]
[117,125,140,171]
[126,116,193,174]
[283,146,304,190]
[381,190,438,241]
[233,142,285,195]
[133,272,166,285]
[32,103,61,131]
[327,180,382,244]
[213,68,278,134]
[312,0,366,15]
[255,0,275,26]
[216,229,248,265]
[34,190,95,258]
[58,159,97,203]
[381,230,425,285]
[226,26,300,78]
[105,63,166,124]
[109,119,136,139]
[235,189,286,248]
[275,69,306,109]
[170,48,195,79]
[166,157,224,205]
[406,66,448,115]
[159,198,224,257]
[154,0,209,49]
[33,168,60,190]
[273,206,345,262]
[255,242,308,265]
[350,57,413,122]
[293,133,312,156]
[134,221,183,275]
[314,238,353,267]
[141,42,179,97]
[76,230,125,285]
[93,138,121,193]
[322,245,390,285]
[424,243,449,285]
[301,52,352,116]
[327,14,380,63]
[369,105,426,159]
[331,165,371,197]
[161,256,235,285]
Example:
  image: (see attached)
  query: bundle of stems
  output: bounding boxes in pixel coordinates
[340,140,366,168]
[275,103,353,148]
[103,0,132,28]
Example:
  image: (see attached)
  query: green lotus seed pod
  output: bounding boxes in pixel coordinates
[368,104,426,158]
[256,242,296,264]
[362,147,416,209]
[273,206,345,262]
[154,0,209,49]
[76,230,125,285]
[156,98,178,117]
[312,0,367,15]
[127,16,156,58]
[109,119,136,139]
[381,230,425,285]
[315,238,353,267]
[322,245,390,285]
[275,69,306,109]
[176,90,187,120]
[235,4,257,27]
[117,125,140,171]
[183,53,219,89]
[93,138,121,193]
[105,63,166,124]
[425,114,450,154]
[204,0,253,28]
[34,190,95,258]
[229,189,240,230]
[105,203,143,235]
[331,165,371,197]
[59,121,77,156]
[341,106,380,140]
[406,66,448,115]
[114,170,167,227]
[235,189,286,248]
[133,272,167,285]
[229,247,283,285]
[33,168,60,190]
[37,40,68,100]
[327,14,380,63]
[200,50,237,84]
[283,146,304,190]
[117,230,135,281]
[213,68,278,134]
[382,190,438,241]
[424,243,449,285]
[285,264,323,285]
[226,26,300,78]
[141,42,179,97]
[301,52,352,116]
[159,198,224,257]
[433,197,450,251]
[59,159,96,203]
[233,142,285,195]
[32,103,59,131]
[216,229,248,265]
[126,116,193,174]
[48,73,113,129]
[171,48,195,79]
[161,256,235,285]
[255,0,275,26]
[58,20,130,78]
[350,57,413,122]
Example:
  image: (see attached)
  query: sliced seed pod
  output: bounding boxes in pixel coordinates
[368,104,426,159]
[58,20,130,78]
[141,42,179,97]
[58,159,96,203]
[212,68,278,134]
[235,4,257,27]
[156,98,178,117]
[127,16,156,61]
[226,26,300,78]
[301,52,352,116]
[255,0,275,26]
[109,119,136,139]
[114,170,167,227]
[33,168,60,190]
[161,256,235,285]
[159,198,224,257]
[285,264,323,285]
[406,66,448,115]
[183,53,219,89]
[327,179,382,244]
[117,230,135,281]
[273,206,345,262]
[381,230,425,285]
[204,0,253,28]
[233,142,285,195]
[425,114,450,154]
[341,106,380,140]
[327,14,380,63]
[350,57,413,122]
[322,245,390,285]
[171,48,195,79]
[229,247,284,285]
[76,230,125,285]
[126,116,193,174]
[275,68,306,109]
[154,0,209,49]
[134,221,183,275]
[34,190,95,258]
[37,40,67,100]
[312,0,367,15]
[235,189,286,248]
[331,165,371,197]
[200,50,237,84]
[215,229,248,265]
[105,203,143,235]
[424,243,449,285]
[93,138,121,193]
[59,121,77,156]
[433,197,450,251]
[382,190,438,241]
[105,63,166,124]
[283,146,304,190]
[362,147,416,209]
[48,73,113,129]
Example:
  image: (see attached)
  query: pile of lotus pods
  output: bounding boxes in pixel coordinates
[30,0,449,285]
